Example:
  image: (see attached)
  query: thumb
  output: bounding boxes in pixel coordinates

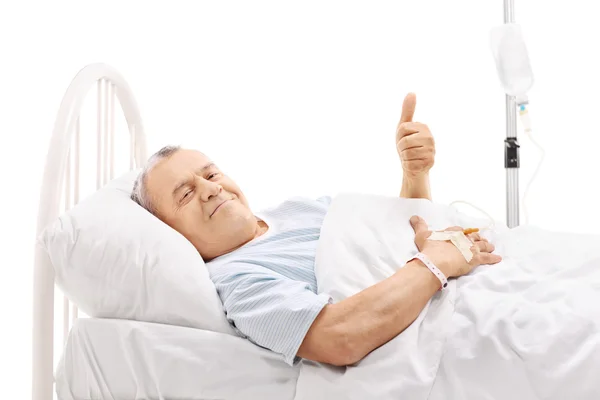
[410,215,428,235]
[400,92,417,123]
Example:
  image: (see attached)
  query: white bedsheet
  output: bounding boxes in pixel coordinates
[294,193,600,400]
[56,318,299,400]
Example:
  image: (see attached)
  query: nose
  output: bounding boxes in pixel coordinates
[198,178,222,202]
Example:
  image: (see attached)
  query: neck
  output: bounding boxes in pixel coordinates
[202,218,268,261]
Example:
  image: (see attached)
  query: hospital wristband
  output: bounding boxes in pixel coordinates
[410,252,448,291]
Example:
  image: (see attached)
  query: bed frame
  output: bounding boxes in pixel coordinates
[32,63,148,400]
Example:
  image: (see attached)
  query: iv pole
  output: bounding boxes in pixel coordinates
[503,0,520,228]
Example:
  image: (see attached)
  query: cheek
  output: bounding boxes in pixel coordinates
[236,193,249,207]
[172,206,202,232]
[223,181,246,202]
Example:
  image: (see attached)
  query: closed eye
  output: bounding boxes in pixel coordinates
[208,173,219,180]
[182,189,193,200]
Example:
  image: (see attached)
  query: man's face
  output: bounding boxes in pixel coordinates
[145,149,257,260]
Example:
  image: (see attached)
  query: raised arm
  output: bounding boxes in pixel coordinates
[400,174,431,201]
[297,216,501,366]
[396,93,435,201]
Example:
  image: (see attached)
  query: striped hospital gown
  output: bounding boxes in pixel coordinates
[206,195,333,366]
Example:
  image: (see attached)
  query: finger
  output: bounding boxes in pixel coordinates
[398,134,434,151]
[397,122,428,140]
[401,148,427,161]
[400,93,417,124]
[468,233,482,242]
[398,135,420,151]
[398,121,420,134]
[469,233,489,243]
[398,142,424,154]
[479,253,503,265]
[476,241,496,253]
[410,215,429,236]
[445,226,463,232]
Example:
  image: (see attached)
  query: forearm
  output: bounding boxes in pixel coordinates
[298,260,441,366]
[400,173,431,200]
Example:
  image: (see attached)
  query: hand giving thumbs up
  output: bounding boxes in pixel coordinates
[396,93,436,178]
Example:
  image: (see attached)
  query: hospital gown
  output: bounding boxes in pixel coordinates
[206,195,333,366]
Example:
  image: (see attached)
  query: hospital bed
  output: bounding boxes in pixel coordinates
[34,3,599,398]
[31,58,600,400]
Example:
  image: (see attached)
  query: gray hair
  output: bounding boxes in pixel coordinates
[131,145,182,214]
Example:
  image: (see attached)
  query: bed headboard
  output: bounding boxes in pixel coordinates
[32,63,148,400]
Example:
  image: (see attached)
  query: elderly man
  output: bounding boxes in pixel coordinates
[131,93,501,367]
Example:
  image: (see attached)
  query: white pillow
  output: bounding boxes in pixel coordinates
[39,170,237,335]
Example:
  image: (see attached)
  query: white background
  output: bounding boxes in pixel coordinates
[1,0,599,398]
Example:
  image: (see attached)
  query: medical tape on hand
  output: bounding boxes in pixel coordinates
[428,231,474,262]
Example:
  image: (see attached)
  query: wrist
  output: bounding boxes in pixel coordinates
[411,252,450,290]
[400,173,431,200]
[417,250,454,279]
[404,260,443,291]
[402,170,427,179]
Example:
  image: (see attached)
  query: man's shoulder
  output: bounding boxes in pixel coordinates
[253,195,330,222]
[272,195,332,210]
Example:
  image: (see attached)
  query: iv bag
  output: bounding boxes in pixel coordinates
[490,23,534,98]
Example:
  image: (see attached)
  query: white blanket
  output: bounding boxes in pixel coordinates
[294,193,600,400]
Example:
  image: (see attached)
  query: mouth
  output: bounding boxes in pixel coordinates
[210,199,230,217]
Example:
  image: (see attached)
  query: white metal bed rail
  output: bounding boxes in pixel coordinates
[32,63,147,400]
